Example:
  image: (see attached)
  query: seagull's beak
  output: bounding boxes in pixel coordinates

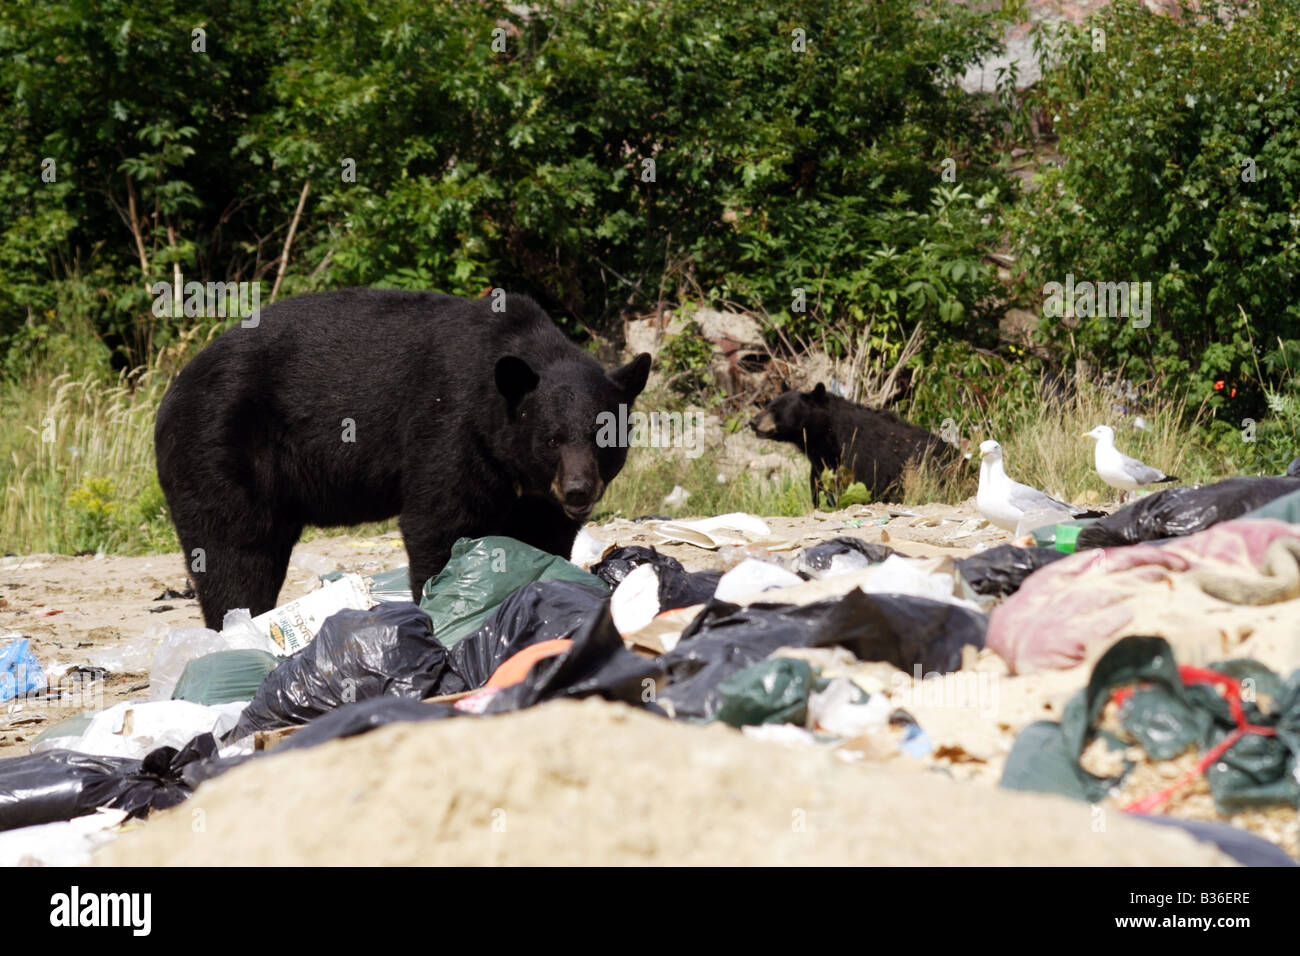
[1082,432,1094,439]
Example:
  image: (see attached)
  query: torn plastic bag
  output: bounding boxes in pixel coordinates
[794,537,898,578]
[149,609,283,700]
[29,714,97,754]
[484,598,665,714]
[0,637,45,702]
[1001,636,1300,815]
[712,658,817,728]
[420,536,608,647]
[0,807,129,867]
[0,733,216,832]
[445,580,611,692]
[590,546,720,610]
[955,545,1068,597]
[64,699,246,760]
[173,649,281,705]
[657,590,985,721]
[367,566,415,604]
[1076,476,1300,549]
[229,602,449,739]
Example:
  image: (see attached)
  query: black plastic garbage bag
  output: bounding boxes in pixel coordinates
[1076,476,1300,549]
[278,697,462,752]
[794,537,899,576]
[485,599,666,713]
[0,733,216,832]
[446,580,611,692]
[955,545,1068,597]
[658,589,985,720]
[590,546,721,610]
[179,700,464,790]
[229,602,449,738]
[1135,815,1297,867]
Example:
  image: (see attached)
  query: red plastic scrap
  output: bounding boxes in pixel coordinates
[1109,665,1276,814]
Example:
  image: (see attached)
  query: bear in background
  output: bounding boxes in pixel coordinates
[155,288,651,629]
[750,383,959,506]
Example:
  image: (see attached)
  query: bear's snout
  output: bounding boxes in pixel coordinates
[552,447,604,520]
[751,410,777,437]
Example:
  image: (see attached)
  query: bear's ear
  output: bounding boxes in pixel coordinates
[609,352,652,399]
[495,355,540,415]
[808,382,829,405]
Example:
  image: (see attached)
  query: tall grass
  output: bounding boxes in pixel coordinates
[594,441,811,521]
[0,368,175,554]
[606,367,1241,519]
[901,369,1235,508]
[0,333,1249,556]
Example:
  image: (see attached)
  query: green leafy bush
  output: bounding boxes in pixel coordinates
[1,0,1015,369]
[1012,0,1300,434]
[658,320,715,397]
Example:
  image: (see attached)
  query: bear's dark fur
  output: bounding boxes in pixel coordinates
[750,383,955,505]
[155,288,651,628]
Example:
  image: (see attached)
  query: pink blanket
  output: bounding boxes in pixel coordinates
[987,519,1300,673]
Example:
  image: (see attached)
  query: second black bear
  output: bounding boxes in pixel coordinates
[155,288,651,629]
[750,383,956,505]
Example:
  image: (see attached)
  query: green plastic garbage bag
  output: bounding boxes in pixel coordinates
[368,566,415,604]
[1001,635,1300,814]
[711,658,817,728]
[419,536,607,648]
[172,649,283,705]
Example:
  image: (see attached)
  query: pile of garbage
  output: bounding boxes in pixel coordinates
[2,475,1299,865]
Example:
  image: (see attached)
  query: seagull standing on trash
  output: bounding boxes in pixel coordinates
[977,440,1098,532]
[1084,425,1178,502]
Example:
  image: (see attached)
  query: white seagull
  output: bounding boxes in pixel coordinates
[1084,425,1178,501]
[977,440,1098,532]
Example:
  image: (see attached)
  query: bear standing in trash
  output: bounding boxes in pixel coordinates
[155,288,651,629]
[750,383,959,506]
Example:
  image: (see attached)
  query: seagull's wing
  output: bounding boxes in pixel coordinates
[1118,452,1165,484]
[1007,481,1074,516]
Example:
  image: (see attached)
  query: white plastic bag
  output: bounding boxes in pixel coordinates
[609,563,662,635]
[0,808,128,866]
[714,558,803,603]
[86,625,165,674]
[807,678,890,737]
[65,699,248,759]
[148,609,280,701]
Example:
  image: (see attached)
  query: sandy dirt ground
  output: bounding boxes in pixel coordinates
[0,499,999,758]
[99,698,1233,867]
[4,499,1297,863]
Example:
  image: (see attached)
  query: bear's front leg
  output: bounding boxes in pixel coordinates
[503,491,582,560]
[399,492,495,600]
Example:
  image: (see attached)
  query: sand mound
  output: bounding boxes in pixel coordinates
[98,699,1231,866]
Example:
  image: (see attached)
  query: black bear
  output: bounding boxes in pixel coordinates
[750,383,957,505]
[155,288,651,628]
